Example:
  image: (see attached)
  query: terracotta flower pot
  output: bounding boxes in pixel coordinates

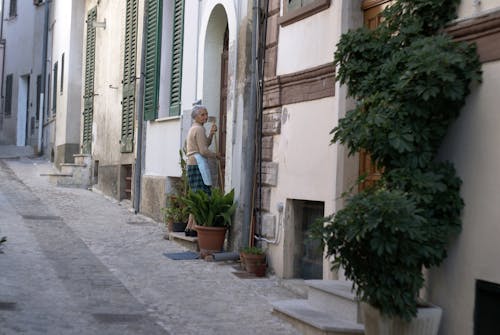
[242,253,266,276]
[194,225,227,258]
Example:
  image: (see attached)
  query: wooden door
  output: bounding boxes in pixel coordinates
[358,0,392,190]
[218,26,229,189]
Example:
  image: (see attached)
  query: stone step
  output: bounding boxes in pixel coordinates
[272,299,364,335]
[60,163,87,175]
[306,280,361,323]
[168,232,199,252]
[73,153,91,165]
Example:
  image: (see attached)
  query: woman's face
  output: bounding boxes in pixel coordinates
[195,109,208,124]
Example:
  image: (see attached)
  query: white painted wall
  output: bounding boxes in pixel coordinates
[1,0,44,145]
[145,118,182,177]
[457,1,500,18]
[277,2,338,75]
[430,59,500,335]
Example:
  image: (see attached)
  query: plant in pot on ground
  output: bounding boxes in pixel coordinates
[182,188,236,257]
[240,246,266,277]
[312,0,481,333]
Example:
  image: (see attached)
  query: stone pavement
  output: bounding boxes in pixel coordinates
[0,150,302,334]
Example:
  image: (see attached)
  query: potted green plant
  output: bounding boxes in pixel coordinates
[162,195,189,232]
[182,188,236,257]
[312,0,481,333]
[240,246,266,277]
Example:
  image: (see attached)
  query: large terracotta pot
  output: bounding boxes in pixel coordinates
[362,302,442,335]
[194,225,226,257]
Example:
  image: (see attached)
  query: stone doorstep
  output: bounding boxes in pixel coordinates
[168,232,199,252]
[272,299,364,335]
[40,173,73,177]
[306,280,361,324]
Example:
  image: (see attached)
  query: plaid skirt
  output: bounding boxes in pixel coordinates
[187,165,211,195]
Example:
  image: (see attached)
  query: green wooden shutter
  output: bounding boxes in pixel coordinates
[121,0,138,153]
[5,74,13,117]
[82,7,97,154]
[143,0,163,121]
[52,61,58,115]
[169,0,184,116]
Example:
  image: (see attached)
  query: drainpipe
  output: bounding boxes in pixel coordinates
[241,0,260,248]
[37,0,51,155]
[133,2,148,214]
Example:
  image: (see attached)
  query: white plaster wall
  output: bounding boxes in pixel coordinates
[429,60,500,335]
[144,118,181,177]
[52,0,84,147]
[267,97,337,276]
[1,1,44,145]
[276,2,338,75]
[457,0,500,18]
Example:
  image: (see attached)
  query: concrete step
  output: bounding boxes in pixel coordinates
[168,232,199,252]
[306,280,361,323]
[272,299,364,335]
[60,163,87,175]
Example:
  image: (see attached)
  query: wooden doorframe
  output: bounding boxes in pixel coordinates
[218,25,229,190]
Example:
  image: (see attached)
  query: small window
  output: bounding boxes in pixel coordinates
[4,74,13,118]
[280,0,330,27]
[60,53,64,94]
[9,0,17,17]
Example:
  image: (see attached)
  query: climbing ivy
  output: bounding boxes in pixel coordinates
[317,0,482,321]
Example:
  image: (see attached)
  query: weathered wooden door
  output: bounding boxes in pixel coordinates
[218,26,229,189]
[358,0,392,190]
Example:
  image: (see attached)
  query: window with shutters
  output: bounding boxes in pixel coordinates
[4,74,13,118]
[280,0,330,26]
[121,0,138,153]
[169,0,184,116]
[9,0,17,18]
[143,0,162,121]
[82,7,97,154]
[52,61,58,115]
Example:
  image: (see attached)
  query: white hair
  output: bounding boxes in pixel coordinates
[191,104,207,119]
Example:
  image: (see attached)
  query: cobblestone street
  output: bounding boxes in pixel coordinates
[0,153,301,335]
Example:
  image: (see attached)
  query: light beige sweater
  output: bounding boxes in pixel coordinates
[186,122,215,165]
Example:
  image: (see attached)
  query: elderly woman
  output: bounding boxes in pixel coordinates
[184,103,218,236]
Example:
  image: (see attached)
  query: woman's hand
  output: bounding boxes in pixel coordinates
[210,123,218,136]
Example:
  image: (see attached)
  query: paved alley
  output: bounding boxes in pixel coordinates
[0,154,301,335]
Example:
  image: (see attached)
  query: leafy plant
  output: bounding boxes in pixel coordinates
[314,0,481,322]
[162,195,189,223]
[182,188,236,228]
[240,246,265,255]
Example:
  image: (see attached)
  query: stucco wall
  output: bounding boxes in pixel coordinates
[458,0,500,18]
[429,60,500,335]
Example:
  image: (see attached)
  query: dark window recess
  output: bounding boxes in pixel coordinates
[93,160,99,185]
[474,279,500,335]
[52,62,58,115]
[60,53,65,93]
[121,164,132,200]
[30,117,35,135]
[4,74,13,117]
[36,74,41,121]
[9,0,17,17]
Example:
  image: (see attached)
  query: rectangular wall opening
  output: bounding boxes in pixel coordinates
[474,279,500,335]
[120,164,132,200]
[284,199,324,279]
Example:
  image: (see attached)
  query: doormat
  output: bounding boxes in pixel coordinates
[163,251,200,260]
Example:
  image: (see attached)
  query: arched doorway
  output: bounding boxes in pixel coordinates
[202,5,228,189]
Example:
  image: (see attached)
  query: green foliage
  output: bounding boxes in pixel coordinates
[316,0,482,321]
[182,189,236,228]
[240,246,265,255]
[162,195,189,223]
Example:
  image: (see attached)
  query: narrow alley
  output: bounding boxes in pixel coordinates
[0,153,301,335]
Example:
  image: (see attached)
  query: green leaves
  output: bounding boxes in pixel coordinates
[320,0,482,322]
[182,188,236,228]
